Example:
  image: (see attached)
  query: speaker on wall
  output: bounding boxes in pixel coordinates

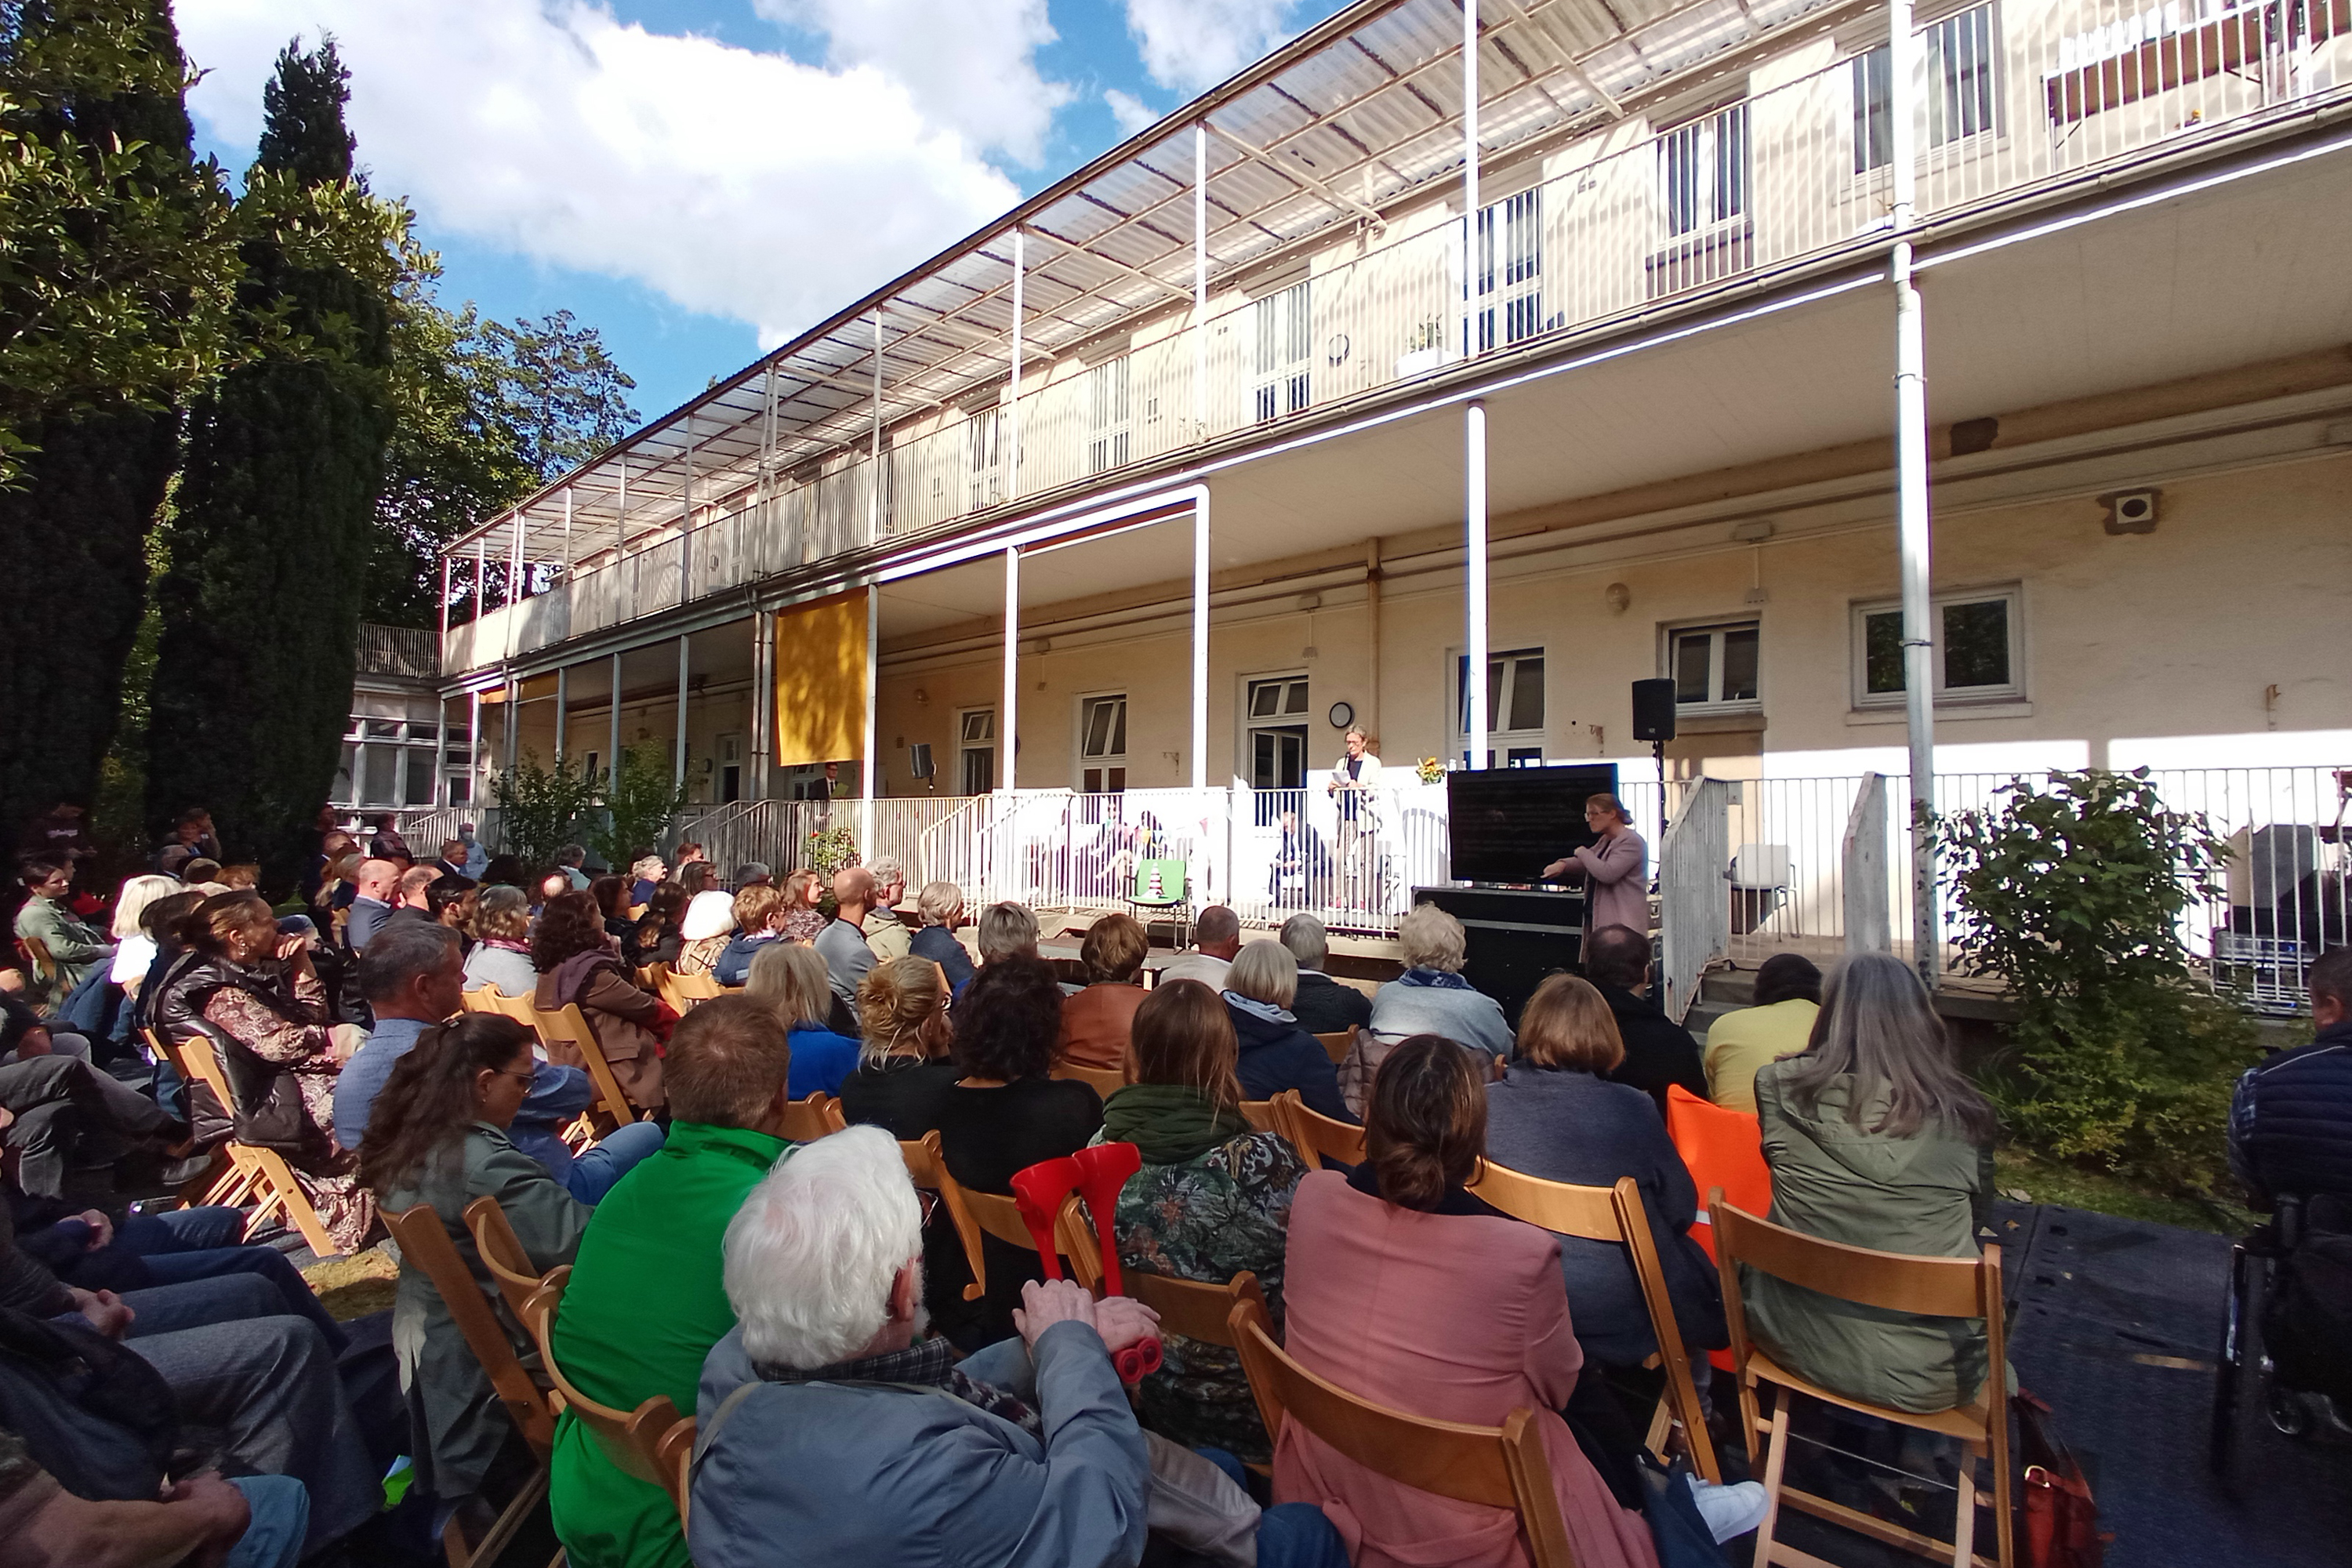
[1631,678,1678,742]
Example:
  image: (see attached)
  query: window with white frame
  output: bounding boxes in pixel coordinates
[338,702,446,810]
[1668,621,1762,711]
[1475,187,1548,352]
[1243,675,1311,792]
[1250,280,1312,423]
[966,406,1002,510]
[1079,693,1127,793]
[1852,2,2001,170]
[1086,356,1131,475]
[958,708,996,794]
[1659,103,1748,238]
[1454,648,1546,768]
[1853,587,2023,706]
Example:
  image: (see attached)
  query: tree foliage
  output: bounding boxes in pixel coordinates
[1938,768,2258,1195]
[0,0,235,840]
[144,36,403,885]
[588,744,688,872]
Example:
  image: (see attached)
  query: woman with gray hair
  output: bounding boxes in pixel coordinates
[1741,951,2002,1415]
[1223,940,1352,1122]
[909,880,975,994]
[459,884,536,996]
[1349,903,1512,1115]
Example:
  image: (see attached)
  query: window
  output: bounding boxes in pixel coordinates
[716,732,743,804]
[1475,187,1547,352]
[1250,280,1311,423]
[1668,622,1762,710]
[1853,2,2000,169]
[1853,588,2022,706]
[1086,357,1131,475]
[958,708,996,794]
[1455,648,1546,768]
[1079,694,1127,793]
[1244,676,1311,793]
[1852,45,1893,172]
[1660,103,1748,238]
[966,407,1001,510]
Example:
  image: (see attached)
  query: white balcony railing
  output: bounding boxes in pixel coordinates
[449,0,2352,673]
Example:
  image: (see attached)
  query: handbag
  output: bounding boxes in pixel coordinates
[2014,1388,2107,1568]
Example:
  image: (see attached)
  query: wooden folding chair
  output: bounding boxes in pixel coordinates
[1314,1030,1355,1065]
[961,1186,1102,1292]
[519,1269,695,1533]
[530,1003,644,1131]
[1274,1090,1366,1170]
[16,935,59,996]
[459,986,506,1015]
[1470,1163,1721,1483]
[170,1033,339,1258]
[1051,1061,1127,1099]
[779,1093,841,1143]
[466,986,539,1026]
[898,1130,988,1302]
[633,962,665,990]
[142,1028,246,1210]
[655,967,724,1014]
[462,1195,564,1323]
[1240,1098,1280,1133]
[1128,1269,1267,1345]
[383,1206,556,1568]
[1229,1296,1578,1568]
[1710,1197,2013,1568]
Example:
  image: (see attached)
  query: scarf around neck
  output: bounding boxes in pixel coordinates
[1222,991,1297,1025]
[1102,1082,1251,1166]
[755,1334,1040,1436]
[1399,967,1473,990]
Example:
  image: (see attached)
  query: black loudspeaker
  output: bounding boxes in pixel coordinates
[1631,678,1678,742]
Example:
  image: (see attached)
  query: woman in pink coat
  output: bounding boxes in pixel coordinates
[1273,1033,1662,1568]
[1542,792,1648,938]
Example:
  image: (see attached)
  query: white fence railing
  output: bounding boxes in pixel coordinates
[445,0,2352,673]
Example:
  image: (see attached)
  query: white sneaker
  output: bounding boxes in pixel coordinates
[1684,1477,1769,1543]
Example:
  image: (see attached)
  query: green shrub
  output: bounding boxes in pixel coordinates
[1937,768,2258,1196]
[491,751,598,872]
[589,745,688,872]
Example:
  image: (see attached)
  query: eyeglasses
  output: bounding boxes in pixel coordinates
[489,1067,535,1088]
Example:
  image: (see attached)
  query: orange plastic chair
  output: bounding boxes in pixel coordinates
[1664,1083,1771,1372]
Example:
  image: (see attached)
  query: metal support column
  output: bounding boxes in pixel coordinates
[1462,1,1481,360]
[681,415,695,604]
[1193,126,1209,437]
[674,635,691,792]
[502,677,518,777]
[438,554,450,644]
[862,586,879,846]
[434,700,449,809]
[554,666,568,763]
[1002,547,1019,792]
[1465,400,1489,769]
[1889,0,1938,985]
[1191,495,1210,791]
[467,691,481,815]
[561,487,572,583]
[1008,230,1025,498]
[750,615,771,802]
[869,314,884,541]
[608,652,623,803]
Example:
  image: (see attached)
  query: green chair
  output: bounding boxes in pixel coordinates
[1128,856,1192,949]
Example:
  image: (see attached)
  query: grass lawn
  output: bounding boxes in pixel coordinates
[1994,1147,2256,1236]
[302,1243,398,1319]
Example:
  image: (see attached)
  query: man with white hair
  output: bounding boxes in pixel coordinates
[343,858,401,953]
[1279,913,1373,1036]
[691,1127,1155,1566]
[862,855,911,962]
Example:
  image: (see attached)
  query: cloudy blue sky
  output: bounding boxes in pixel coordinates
[176,0,1352,423]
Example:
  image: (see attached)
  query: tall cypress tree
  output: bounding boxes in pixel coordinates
[0,1,230,842]
[146,37,397,884]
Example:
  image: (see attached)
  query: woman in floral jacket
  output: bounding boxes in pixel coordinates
[1103,978,1307,1464]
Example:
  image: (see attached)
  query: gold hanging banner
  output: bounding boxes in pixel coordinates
[772,588,867,768]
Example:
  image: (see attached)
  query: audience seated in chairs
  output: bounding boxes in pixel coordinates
[0,1041,185,1199]
[365,1013,604,1541]
[1701,953,1822,1115]
[1483,974,1726,1370]
[627,854,668,910]
[838,955,960,1140]
[532,891,668,1112]
[1280,913,1372,1036]
[1160,904,1242,990]
[1357,905,1512,1109]
[153,893,372,1255]
[691,1127,1349,1568]
[909,880,976,994]
[674,889,737,977]
[548,996,797,1568]
[1223,940,1353,1123]
[1581,925,1708,1124]
[1107,978,1308,1463]
[741,942,860,1098]
[816,869,880,1021]
[974,900,1044,969]
[459,884,536,996]
[934,954,1102,1344]
[862,856,912,961]
[625,881,688,970]
[1744,951,2004,1415]
[711,883,788,986]
[1057,912,1150,1072]
[775,866,829,945]
[339,921,662,1205]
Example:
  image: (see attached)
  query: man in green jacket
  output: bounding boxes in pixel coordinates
[549,997,798,1568]
[12,857,114,1005]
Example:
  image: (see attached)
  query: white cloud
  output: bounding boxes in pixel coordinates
[1103,88,1160,138]
[1123,0,1303,94]
[753,0,1072,166]
[175,0,1025,348]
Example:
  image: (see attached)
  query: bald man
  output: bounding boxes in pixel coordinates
[815,868,880,1020]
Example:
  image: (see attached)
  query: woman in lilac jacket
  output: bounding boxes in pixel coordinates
[1543,793,1648,937]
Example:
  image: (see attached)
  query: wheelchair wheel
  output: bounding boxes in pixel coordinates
[2209,1240,2277,1480]
[2267,1382,2312,1439]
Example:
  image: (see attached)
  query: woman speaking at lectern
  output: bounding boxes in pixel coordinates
[1541,793,1648,935]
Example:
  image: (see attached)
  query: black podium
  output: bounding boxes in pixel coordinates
[1408,885,1584,1029]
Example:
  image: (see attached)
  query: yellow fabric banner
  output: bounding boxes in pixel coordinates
[773,589,867,767]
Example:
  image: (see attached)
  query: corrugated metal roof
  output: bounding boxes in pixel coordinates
[459,0,1843,562]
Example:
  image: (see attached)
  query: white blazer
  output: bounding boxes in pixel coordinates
[1328,752,1384,826]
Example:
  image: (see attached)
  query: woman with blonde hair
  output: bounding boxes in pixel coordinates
[460,884,535,996]
[742,941,858,1097]
[675,889,738,976]
[1484,973,1725,1368]
[837,955,959,1138]
[1222,938,1350,1121]
[108,873,182,998]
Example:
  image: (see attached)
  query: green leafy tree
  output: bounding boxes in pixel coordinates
[0,0,238,841]
[492,750,598,873]
[1938,768,2258,1195]
[588,744,688,872]
[144,36,404,885]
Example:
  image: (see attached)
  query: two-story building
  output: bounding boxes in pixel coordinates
[425,0,2352,964]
